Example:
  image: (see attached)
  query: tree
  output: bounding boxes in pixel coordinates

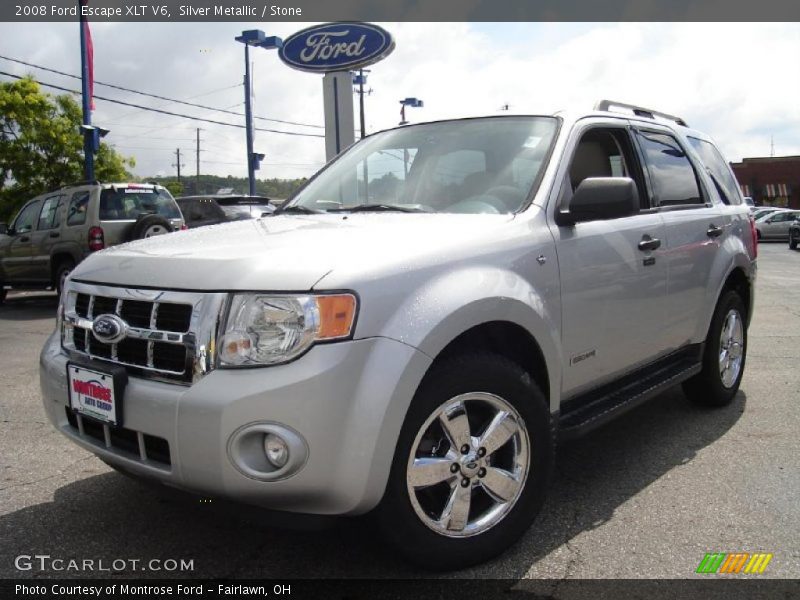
[0,77,135,220]
[161,180,184,197]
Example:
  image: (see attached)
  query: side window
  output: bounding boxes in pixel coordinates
[12,201,41,234]
[67,192,90,226]
[568,128,647,208]
[37,195,64,230]
[687,137,741,205]
[636,131,703,206]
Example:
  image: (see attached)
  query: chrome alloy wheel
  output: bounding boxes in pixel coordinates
[406,392,530,538]
[719,308,744,388]
[143,224,168,238]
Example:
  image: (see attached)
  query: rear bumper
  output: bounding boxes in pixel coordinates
[40,332,431,515]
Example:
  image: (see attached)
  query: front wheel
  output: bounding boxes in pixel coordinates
[683,290,747,407]
[376,353,553,570]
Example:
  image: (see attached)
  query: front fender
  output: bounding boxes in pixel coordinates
[357,264,562,412]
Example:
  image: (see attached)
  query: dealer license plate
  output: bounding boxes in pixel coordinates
[67,364,119,425]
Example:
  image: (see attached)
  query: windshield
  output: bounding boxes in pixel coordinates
[99,187,181,221]
[284,117,558,214]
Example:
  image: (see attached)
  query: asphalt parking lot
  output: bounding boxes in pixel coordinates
[0,243,798,582]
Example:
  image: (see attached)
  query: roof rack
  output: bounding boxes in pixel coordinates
[594,100,689,127]
[59,180,101,189]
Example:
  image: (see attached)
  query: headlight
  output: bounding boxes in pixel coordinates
[218,293,357,367]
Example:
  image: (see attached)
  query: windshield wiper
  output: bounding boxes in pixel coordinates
[275,205,322,215]
[329,204,429,213]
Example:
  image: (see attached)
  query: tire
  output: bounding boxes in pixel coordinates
[55,259,75,296]
[127,215,173,241]
[376,353,554,570]
[0,286,6,305]
[790,231,798,250]
[683,290,747,407]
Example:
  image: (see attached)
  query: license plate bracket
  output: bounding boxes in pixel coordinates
[67,361,128,427]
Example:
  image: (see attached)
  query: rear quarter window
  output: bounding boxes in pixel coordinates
[687,137,742,205]
[100,188,181,221]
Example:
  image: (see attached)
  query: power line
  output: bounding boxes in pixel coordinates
[0,54,323,129]
[0,71,324,139]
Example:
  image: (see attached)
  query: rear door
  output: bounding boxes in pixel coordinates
[0,199,43,282]
[29,193,66,281]
[551,119,669,397]
[633,127,723,350]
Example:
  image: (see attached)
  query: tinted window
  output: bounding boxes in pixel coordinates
[637,131,702,206]
[99,187,181,220]
[37,195,63,230]
[67,192,90,226]
[12,201,41,234]
[687,137,740,205]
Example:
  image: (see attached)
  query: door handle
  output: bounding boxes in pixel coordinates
[49,232,60,238]
[706,224,723,238]
[19,235,30,243]
[638,235,661,252]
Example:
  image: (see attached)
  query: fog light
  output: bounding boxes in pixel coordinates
[264,433,289,468]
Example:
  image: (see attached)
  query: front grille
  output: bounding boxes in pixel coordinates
[62,284,220,385]
[65,407,171,467]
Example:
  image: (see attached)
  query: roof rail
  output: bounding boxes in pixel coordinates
[594,100,689,127]
[59,180,101,189]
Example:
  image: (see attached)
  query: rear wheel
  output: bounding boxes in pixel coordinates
[376,353,553,570]
[790,231,798,250]
[683,290,747,407]
[55,259,75,296]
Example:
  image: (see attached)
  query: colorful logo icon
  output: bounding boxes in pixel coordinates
[696,552,773,574]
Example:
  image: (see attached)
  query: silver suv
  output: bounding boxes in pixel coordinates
[39,101,756,569]
[0,182,183,303]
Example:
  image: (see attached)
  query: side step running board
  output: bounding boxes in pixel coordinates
[558,345,703,440]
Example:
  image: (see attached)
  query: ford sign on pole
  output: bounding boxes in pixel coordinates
[278,22,395,73]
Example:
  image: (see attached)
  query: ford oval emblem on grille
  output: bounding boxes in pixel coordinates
[91,314,128,344]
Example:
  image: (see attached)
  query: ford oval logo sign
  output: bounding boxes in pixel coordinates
[279,22,395,73]
[91,314,128,345]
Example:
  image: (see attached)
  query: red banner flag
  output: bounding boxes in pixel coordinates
[81,0,94,110]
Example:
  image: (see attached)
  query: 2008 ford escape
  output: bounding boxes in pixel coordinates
[40,101,756,569]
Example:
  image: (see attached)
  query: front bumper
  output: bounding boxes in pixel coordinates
[40,332,431,515]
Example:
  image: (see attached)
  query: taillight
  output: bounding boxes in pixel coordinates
[88,226,105,251]
[749,216,758,259]
[180,224,188,231]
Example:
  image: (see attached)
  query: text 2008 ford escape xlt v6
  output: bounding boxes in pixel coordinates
[40,101,756,569]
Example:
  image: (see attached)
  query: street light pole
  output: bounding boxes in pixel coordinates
[78,0,93,181]
[235,30,283,197]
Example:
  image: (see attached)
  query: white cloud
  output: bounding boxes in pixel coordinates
[1,21,798,182]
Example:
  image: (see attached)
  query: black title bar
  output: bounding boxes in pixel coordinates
[3,0,800,22]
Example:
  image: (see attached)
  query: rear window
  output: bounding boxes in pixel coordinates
[99,187,181,221]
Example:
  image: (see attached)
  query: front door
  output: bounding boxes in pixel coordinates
[551,122,669,398]
[0,199,42,282]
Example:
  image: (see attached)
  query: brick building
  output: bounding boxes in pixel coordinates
[730,156,800,209]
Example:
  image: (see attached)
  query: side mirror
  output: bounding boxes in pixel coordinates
[0,223,7,235]
[557,177,639,225]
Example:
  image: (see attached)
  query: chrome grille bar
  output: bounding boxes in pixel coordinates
[61,281,226,385]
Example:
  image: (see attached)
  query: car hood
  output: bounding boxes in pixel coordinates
[71,213,516,291]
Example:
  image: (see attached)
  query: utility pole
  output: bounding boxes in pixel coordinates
[770,135,775,157]
[173,148,183,182]
[353,69,371,139]
[196,128,201,194]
